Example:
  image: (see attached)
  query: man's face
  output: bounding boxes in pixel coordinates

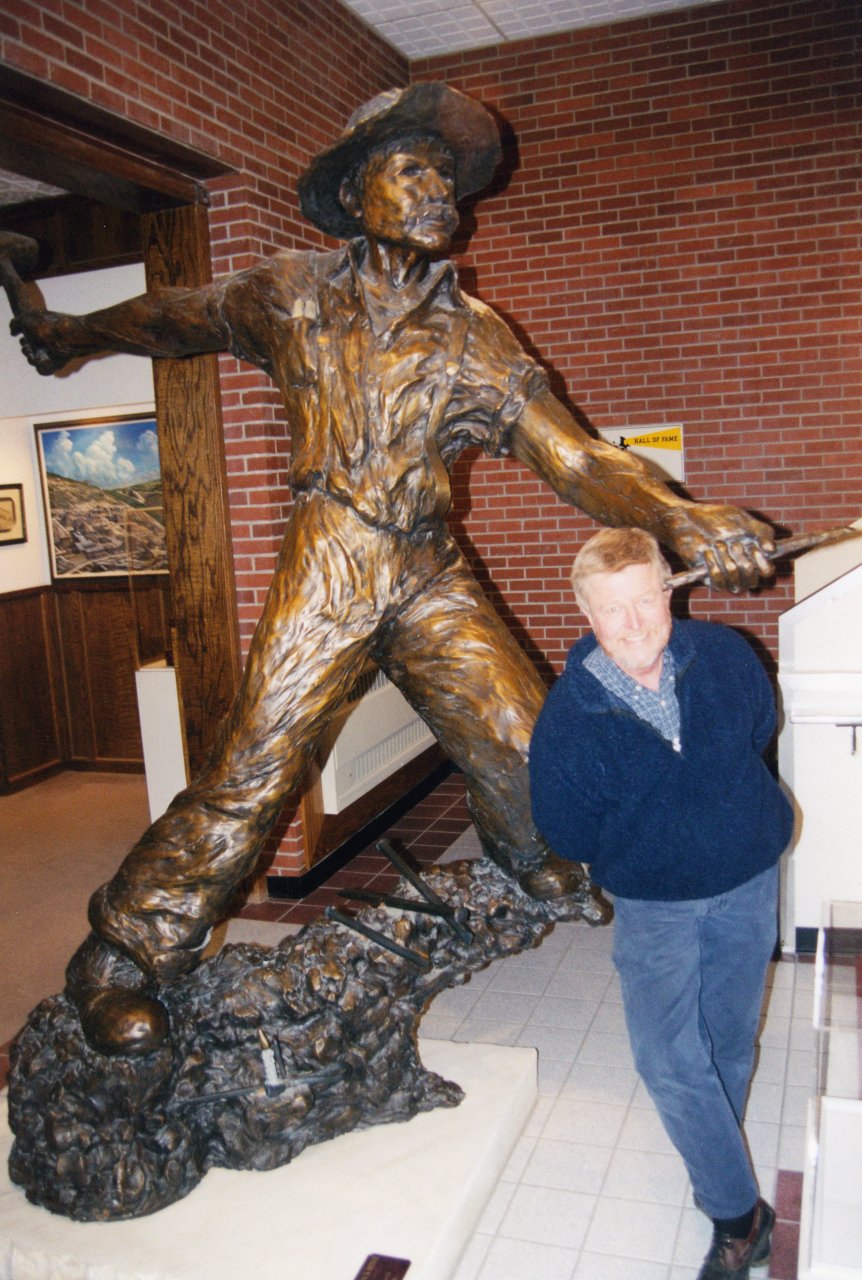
[353,138,458,253]
[580,560,673,687]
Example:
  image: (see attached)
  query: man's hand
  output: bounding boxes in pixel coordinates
[657,503,776,592]
[10,310,74,376]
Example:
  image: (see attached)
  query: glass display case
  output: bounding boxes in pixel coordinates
[798,900,862,1278]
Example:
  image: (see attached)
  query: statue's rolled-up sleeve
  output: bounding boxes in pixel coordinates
[450,296,549,456]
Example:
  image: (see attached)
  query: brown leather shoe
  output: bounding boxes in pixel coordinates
[696,1199,775,1279]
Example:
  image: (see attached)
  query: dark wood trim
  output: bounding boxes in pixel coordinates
[0,581,171,789]
[69,758,145,774]
[0,194,143,278]
[0,585,45,601]
[0,588,64,790]
[0,64,233,211]
[144,204,242,772]
[49,575,168,594]
[47,590,73,764]
[0,761,66,795]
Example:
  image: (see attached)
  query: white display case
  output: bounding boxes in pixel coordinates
[778,562,862,950]
[798,900,862,1278]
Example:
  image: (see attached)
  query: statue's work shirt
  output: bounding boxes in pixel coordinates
[215,240,544,533]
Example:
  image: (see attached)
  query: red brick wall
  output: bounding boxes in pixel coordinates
[417,0,862,680]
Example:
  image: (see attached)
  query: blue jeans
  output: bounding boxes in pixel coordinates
[612,864,778,1219]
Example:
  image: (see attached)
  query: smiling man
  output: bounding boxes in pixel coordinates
[530,527,794,1280]
[12,83,779,1059]
[576,554,673,691]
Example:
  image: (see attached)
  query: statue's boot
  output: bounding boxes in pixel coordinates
[65,932,170,1057]
[516,851,586,900]
[520,854,611,923]
[480,838,611,924]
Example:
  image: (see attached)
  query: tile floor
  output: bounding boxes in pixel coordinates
[422,894,810,1280]
[2,770,810,1278]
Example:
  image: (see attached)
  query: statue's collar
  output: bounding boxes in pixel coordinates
[344,239,455,334]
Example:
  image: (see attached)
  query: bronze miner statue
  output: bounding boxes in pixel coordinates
[4,82,776,1220]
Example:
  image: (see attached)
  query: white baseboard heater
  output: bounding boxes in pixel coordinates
[318,667,435,814]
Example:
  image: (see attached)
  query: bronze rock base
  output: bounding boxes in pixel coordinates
[7,857,606,1222]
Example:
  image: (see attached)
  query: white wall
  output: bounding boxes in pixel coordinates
[0,263,153,593]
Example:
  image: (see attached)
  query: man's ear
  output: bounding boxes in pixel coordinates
[339,176,360,220]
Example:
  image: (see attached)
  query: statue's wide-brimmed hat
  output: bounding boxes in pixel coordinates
[298,81,502,239]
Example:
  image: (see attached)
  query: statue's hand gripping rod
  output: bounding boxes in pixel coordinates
[665,525,862,590]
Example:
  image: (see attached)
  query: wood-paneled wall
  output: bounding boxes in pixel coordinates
[0,588,63,789]
[0,579,171,791]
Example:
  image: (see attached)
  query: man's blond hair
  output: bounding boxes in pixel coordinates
[570,528,671,610]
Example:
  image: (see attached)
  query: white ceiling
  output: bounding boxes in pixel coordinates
[339,0,724,59]
[0,0,721,206]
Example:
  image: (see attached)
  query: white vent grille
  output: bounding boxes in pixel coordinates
[346,666,389,704]
[318,670,434,813]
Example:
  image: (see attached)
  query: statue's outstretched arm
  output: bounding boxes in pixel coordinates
[10,285,229,376]
[510,386,775,593]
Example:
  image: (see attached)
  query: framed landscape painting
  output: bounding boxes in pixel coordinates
[0,483,26,546]
[35,413,168,580]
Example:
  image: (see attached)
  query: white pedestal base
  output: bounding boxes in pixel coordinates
[135,662,188,823]
[0,1040,536,1280]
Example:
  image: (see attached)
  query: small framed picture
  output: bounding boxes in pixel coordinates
[0,483,27,546]
[35,412,167,580]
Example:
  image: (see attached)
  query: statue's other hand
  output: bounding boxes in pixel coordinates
[10,309,72,375]
[660,503,776,593]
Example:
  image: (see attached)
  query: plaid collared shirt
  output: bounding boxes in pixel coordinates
[583,644,681,752]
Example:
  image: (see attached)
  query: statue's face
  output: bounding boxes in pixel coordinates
[352,138,458,252]
[580,561,673,687]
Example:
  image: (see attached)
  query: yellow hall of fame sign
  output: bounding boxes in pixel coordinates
[597,424,685,484]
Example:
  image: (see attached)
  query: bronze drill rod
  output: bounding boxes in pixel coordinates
[665,525,861,589]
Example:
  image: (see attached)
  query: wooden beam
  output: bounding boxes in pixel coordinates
[143,205,242,774]
[0,64,234,212]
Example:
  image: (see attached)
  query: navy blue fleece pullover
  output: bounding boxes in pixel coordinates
[529,619,793,901]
